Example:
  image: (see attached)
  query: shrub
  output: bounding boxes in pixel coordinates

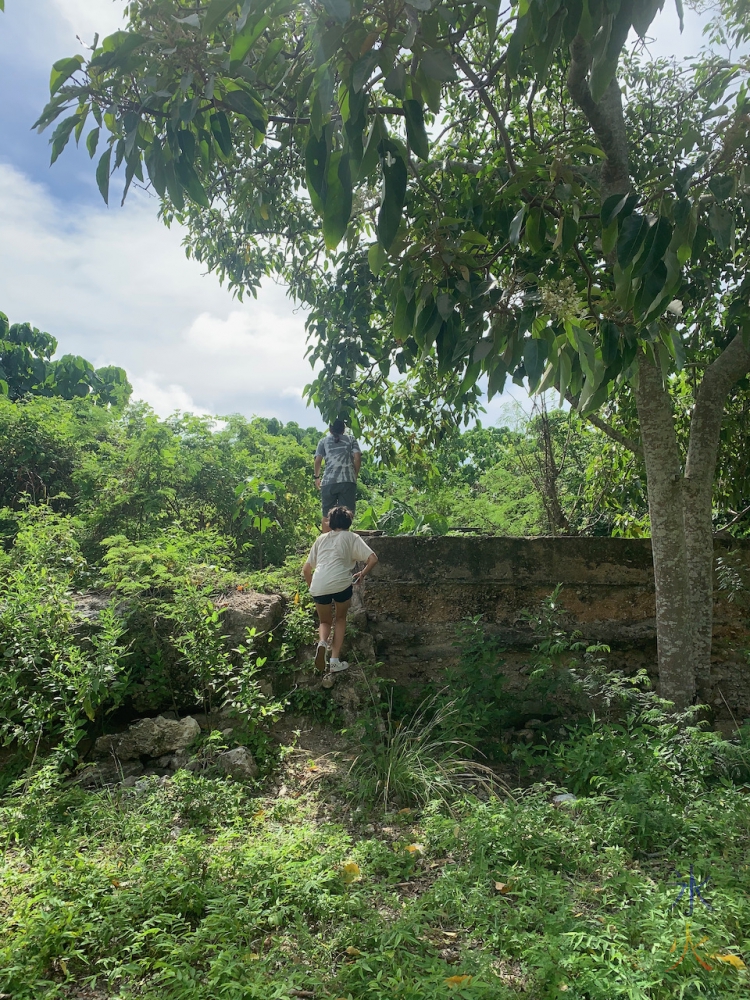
[0,509,128,756]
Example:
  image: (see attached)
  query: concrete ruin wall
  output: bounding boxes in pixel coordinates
[353,535,750,719]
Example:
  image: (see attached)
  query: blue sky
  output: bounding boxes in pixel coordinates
[0,0,714,423]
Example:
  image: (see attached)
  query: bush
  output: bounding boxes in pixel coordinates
[0,509,129,757]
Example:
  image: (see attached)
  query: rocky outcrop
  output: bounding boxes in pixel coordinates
[216,590,286,647]
[94,715,200,761]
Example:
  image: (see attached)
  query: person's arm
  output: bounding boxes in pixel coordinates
[302,539,318,587]
[353,552,378,585]
[353,450,362,478]
[314,454,323,490]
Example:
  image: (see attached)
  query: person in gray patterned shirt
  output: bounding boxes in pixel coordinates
[314,418,362,531]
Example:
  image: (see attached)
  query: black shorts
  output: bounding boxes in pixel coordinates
[313,585,353,606]
[321,481,357,517]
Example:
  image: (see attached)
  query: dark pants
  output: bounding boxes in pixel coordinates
[321,481,357,518]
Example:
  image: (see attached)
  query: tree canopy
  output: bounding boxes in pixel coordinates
[0,311,132,407]
[36,0,750,423]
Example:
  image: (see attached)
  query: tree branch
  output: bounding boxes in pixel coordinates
[565,391,642,456]
[685,332,750,483]
[566,34,630,202]
[716,503,750,535]
[454,52,517,173]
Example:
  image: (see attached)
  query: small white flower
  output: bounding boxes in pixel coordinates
[384,151,396,167]
[666,299,683,316]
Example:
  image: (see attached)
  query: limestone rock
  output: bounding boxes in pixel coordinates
[76,760,143,788]
[217,746,259,781]
[218,590,285,646]
[94,715,200,761]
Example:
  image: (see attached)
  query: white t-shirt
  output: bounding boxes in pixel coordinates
[306,530,375,597]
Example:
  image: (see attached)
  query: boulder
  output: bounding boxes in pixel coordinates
[217,746,259,781]
[94,715,200,761]
[217,590,285,647]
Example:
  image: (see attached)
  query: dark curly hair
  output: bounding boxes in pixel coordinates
[328,505,354,530]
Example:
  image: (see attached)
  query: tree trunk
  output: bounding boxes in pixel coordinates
[684,334,750,699]
[635,351,695,708]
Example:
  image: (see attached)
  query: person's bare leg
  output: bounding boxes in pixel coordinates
[316,602,332,644]
[331,599,351,660]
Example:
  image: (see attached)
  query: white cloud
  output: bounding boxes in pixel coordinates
[0,162,319,424]
[50,0,128,43]
[130,374,211,418]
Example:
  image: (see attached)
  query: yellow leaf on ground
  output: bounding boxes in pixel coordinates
[345,946,362,956]
[342,862,361,883]
[252,810,266,821]
[398,808,412,815]
[710,952,746,969]
[494,881,512,893]
[445,974,472,987]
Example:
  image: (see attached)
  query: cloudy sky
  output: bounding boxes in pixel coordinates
[0,0,713,423]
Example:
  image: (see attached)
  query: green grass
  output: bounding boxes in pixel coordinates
[1,731,750,1000]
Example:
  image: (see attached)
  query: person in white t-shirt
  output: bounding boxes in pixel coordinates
[302,505,378,674]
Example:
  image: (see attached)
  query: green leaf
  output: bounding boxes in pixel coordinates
[368,243,388,276]
[320,0,351,23]
[674,0,684,31]
[403,100,429,161]
[393,291,416,340]
[601,319,620,366]
[632,217,673,277]
[210,111,233,158]
[602,220,617,255]
[50,114,80,164]
[322,152,352,250]
[95,147,112,205]
[145,139,167,198]
[708,204,734,250]
[50,55,84,96]
[175,151,210,208]
[222,89,267,134]
[86,127,100,159]
[634,261,667,318]
[163,161,185,210]
[560,215,578,255]
[524,338,548,390]
[708,174,734,203]
[617,212,649,268]
[509,205,526,246]
[229,14,271,63]
[305,129,328,216]
[421,48,458,82]
[203,0,237,34]
[601,191,635,229]
[90,31,146,71]
[526,206,547,252]
[378,148,407,250]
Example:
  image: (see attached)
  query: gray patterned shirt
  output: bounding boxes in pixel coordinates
[315,433,361,485]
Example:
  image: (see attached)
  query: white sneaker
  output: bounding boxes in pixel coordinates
[328,658,349,674]
[314,642,328,671]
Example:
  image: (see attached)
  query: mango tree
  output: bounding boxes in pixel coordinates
[39,0,750,706]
